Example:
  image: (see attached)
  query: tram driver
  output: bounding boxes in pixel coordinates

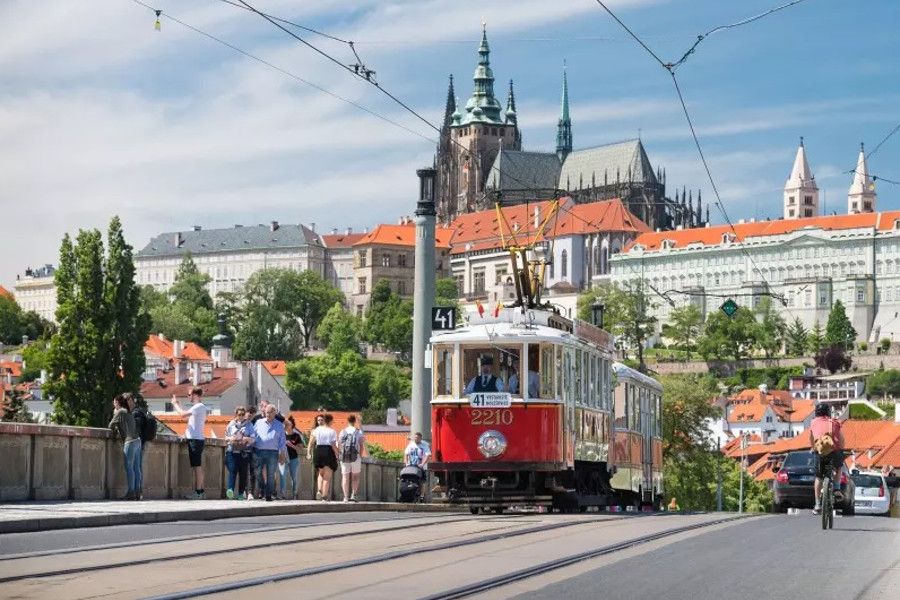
[464,354,504,394]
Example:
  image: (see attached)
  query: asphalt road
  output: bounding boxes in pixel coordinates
[0,511,437,556]
[514,514,900,600]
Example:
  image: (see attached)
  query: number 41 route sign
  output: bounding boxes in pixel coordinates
[432,306,457,330]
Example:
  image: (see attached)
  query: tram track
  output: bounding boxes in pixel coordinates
[0,513,520,584]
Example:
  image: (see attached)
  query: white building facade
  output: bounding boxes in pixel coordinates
[611,143,896,343]
[13,265,57,323]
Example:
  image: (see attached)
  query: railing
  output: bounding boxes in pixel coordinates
[0,422,409,502]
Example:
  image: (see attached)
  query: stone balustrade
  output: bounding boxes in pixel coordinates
[0,423,411,502]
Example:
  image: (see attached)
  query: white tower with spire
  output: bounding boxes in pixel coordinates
[784,137,818,220]
[847,143,876,214]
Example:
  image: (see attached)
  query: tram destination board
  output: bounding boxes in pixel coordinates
[469,392,512,408]
[432,306,457,330]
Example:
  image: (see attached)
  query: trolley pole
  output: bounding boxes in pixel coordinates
[411,167,436,442]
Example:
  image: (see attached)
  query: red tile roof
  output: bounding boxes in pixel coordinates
[321,233,367,248]
[157,414,233,438]
[145,335,211,362]
[0,285,14,301]
[261,361,287,377]
[141,367,239,399]
[353,223,453,249]
[449,197,649,255]
[626,210,900,253]
[871,436,900,470]
[363,431,410,453]
[0,361,23,378]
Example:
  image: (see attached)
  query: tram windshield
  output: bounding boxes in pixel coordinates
[460,344,545,399]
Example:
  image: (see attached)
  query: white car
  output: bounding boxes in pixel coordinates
[851,471,891,515]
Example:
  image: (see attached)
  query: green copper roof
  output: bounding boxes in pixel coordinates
[459,26,504,125]
[556,66,572,159]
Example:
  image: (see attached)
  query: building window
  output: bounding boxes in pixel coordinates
[857,288,865,303]
[358,251,367,268]
[358,277,367,294]
[473,270,486,295]
[356,305,364,317]
[382,254,391,267]
[454,274,464,294]
[852,202,858,211]
[495,266,508,285]
[804,195,813,206]
[788,196,795,205]
[788,209,795,217]
[804,209,813,217]
[398,254,407,267]
[548,254,555,278]
[397,280,406,295]
[561,250,568,278]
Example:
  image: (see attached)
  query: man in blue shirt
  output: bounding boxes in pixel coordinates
[253,404,287,502]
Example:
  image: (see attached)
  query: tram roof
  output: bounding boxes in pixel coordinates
[612,361,663,391]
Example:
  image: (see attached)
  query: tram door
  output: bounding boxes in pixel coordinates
[640,387,653,503]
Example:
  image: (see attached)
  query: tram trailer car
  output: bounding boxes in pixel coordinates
[429,308,618,512]
[611,362,664,510]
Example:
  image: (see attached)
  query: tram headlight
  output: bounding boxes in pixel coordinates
[477,430,507,458]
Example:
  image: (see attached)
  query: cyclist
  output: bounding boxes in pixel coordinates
[808,403,845,515]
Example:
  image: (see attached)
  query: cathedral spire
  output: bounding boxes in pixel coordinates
[443,74,456,127]
[848,142,876,214]
[784,137,819,219]
[505,79,517,125]
[556,64,573,162]
[461,23,503,124]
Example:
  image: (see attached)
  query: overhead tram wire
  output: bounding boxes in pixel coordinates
[128,0,434,144]
[591,0,808,310]
[866,121,900,161]
[848,170,900,186]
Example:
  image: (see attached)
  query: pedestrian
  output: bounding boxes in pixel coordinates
[125,393,154,499]
[225,407,255,500]
[108,394,141,500]
[170,387,208,500]
[253,404,287,502]
[404,432,431,501]
[339,415,366,502]
[245,405,259,498]
[307,413,338,501]
[251,400,285,499]
[280,416,302,500]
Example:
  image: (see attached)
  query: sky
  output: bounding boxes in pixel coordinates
[1,0,899,290]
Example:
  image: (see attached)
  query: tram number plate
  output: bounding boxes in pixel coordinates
[469,392,512,408]
[471,409,514,426]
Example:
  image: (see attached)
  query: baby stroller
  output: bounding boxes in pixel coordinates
[398,465,425,502]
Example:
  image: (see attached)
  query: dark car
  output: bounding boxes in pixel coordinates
[772,451,855,514]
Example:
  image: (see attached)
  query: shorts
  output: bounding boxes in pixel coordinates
[187,439,205,467]
[341,458,362,474]
[815,450,843,479]
[314,445,338,471]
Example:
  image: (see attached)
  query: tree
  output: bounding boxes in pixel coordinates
[285,351,371,410]
[434,277,460,310]
[825,300,857,351]
[754,298,786,359]
[815,345,852,374]
[47,219,149,427]
[317,302,362,356]
[168,255,217,348]
[807,321,825,355]
[369,362,411,411]
[20,338,50,382]
[233,269,303,361]
[784,318,809,357]
[1,387,34,423]
[697,307,758,362]
[365,280,414,357]
[0,295,24,345]
[284,270,344,348]
[578,281,656,371]
[865,369,900,399]
[665,304,703,358]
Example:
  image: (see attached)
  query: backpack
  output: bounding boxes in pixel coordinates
[814,432,834,456]
[340,428,360,463]
[137,409,158,443]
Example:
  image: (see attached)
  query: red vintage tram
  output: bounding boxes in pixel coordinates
[429,308,617,512]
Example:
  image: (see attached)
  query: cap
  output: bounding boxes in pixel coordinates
[481,354,494,365]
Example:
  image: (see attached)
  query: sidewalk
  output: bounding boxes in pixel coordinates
[0,499,462,534]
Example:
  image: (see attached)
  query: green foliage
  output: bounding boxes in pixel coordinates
[1,388,34,423]
[365,442,404,462]
[858,341,869,352]
[434,277,460,310]
[755,298,786,359]
[807,321,825,355]
[0,297,54,345]
[365,280,414,357]
[825,300,857,351]
[697,306,758,362]
[577,281,656,370]
[20,339,50,381]
[661,374,720,457]
[881,338,892,353]
[368,362,411,410]
[47,218,150,427]
[286,351,372,411]
[143,256,216,348]
[663,304,703,358]
[849,403,884,420]
[866,369,900,399]
[720,366,804,391]
[233,269,300,360]
[784,318,809,357]
[317,302,362,356]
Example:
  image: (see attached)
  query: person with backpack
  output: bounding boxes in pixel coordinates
[808,403,846,515]
[126,393,156,500]
[339,415,366,502]
[225,406,255,500]
[109,394,141,500]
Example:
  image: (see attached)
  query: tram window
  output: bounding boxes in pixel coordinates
[655,393,663,437]
[555,346,564,399]
[433,345,454,397]
[540,344,554,398]
[520,344,541,398]
[574,349,583,406]
[619,383,629,428]
[461,345,520,394]
[588,354,597,407]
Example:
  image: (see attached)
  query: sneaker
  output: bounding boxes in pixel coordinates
[343,497,350,503]
[226,488,235,500]
[316,492,323,501]
[237,493,246,501]
[813,506,821,515]
[350,495,358,502]
[121,491,135,501]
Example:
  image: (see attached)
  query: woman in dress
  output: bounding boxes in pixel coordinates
[307,413,338,500]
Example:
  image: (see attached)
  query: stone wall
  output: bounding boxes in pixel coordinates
[0,423,410,502]
[650,353,900,376]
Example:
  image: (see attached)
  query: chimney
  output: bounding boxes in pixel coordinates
[235,224,243,228]
[398,216,405,225]
[270,220,279,232]
[158,333,166,341]
[174,361,187,384]
[193,225,201,231]
[533,206,540,229]
[386,407,398,427]
[346,227,352,235]
[174,232,182,247]
[331,227,338,235]
[173,340,184,359]
[40,369,48,384]
[758,383,768,394]
[310,222,316,232]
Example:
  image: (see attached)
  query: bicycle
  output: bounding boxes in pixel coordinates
[820,466,834,530]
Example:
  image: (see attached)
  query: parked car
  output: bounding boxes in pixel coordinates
[773,451,855,514]
[850,471,891,516]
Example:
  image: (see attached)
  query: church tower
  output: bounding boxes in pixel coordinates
[847,143,876,214]
[783,138,818,219]
[556,67,573,162]
[435,25,521,222]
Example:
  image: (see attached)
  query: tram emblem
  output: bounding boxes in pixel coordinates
[469,392,512,408]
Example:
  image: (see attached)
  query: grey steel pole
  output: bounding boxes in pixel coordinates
[411,167,437,442]
[716,435,723,512]
[739,434,746,514]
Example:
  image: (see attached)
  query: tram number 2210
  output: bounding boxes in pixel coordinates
[471,409,514,426]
